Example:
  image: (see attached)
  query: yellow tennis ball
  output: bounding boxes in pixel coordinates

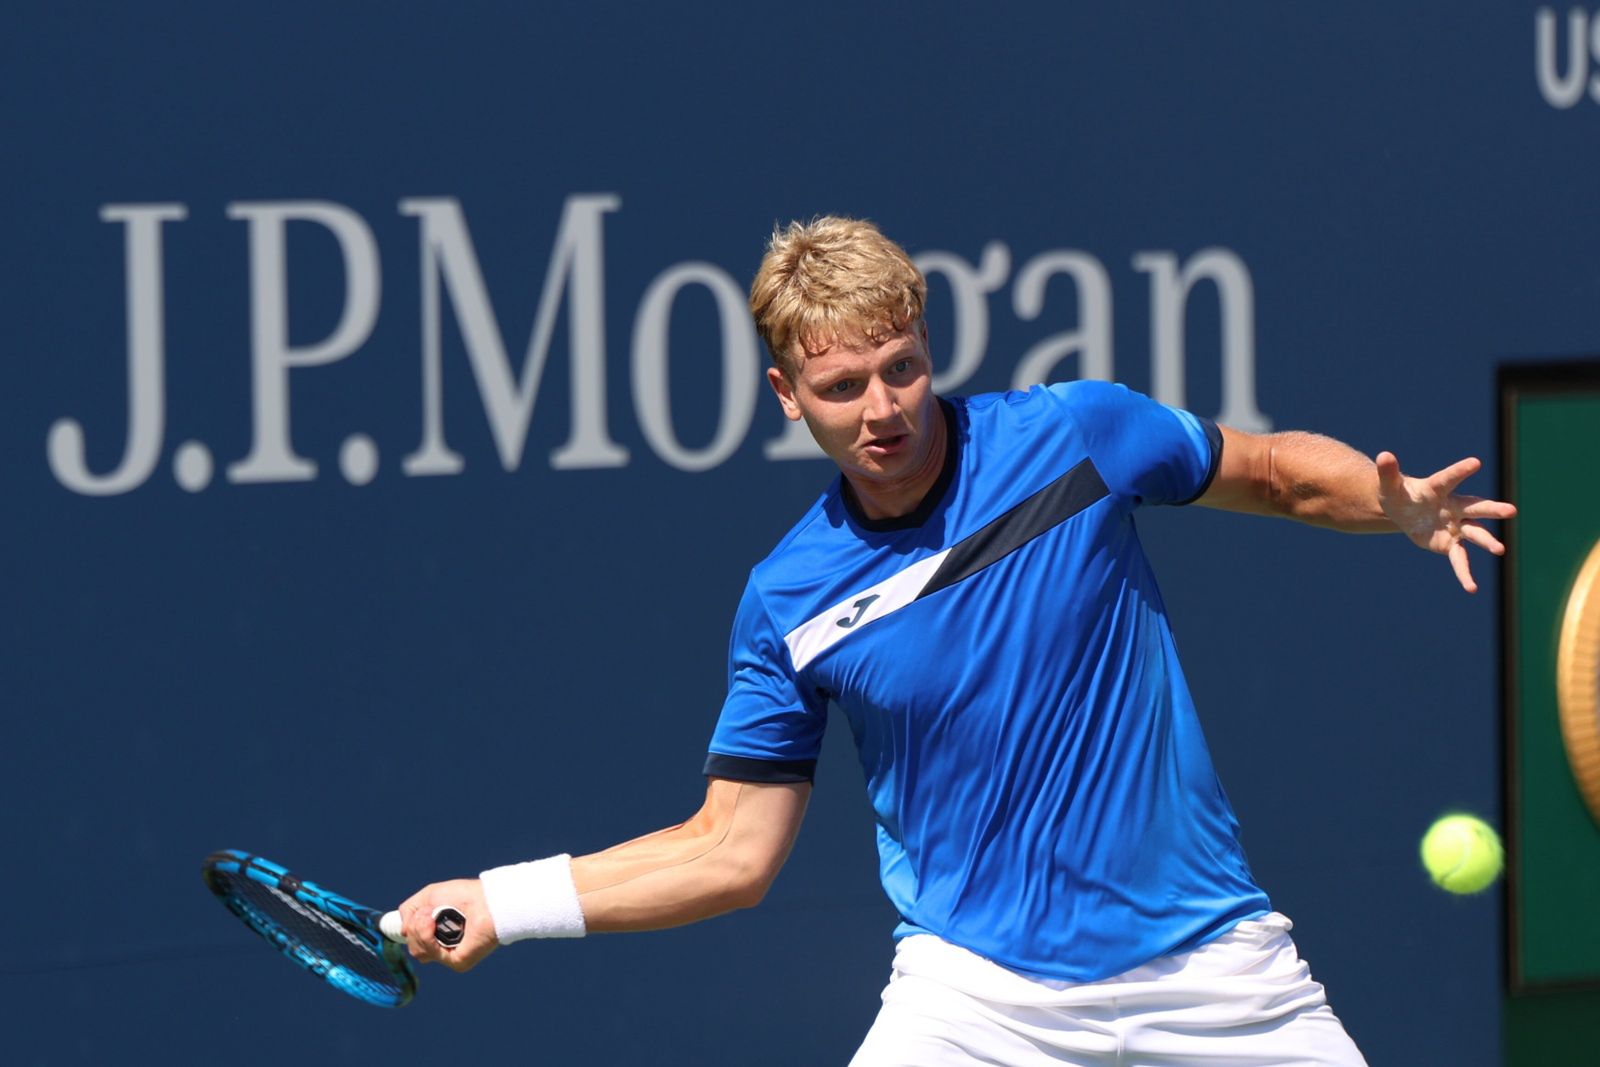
[1420,814,1503,894]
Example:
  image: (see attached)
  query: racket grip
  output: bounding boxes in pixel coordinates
[379,907,467,947]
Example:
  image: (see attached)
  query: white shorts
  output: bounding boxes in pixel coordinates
[848,913,1366,1067]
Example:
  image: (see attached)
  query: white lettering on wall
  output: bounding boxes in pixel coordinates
[1010,251,1113,389]
[1133,249,1269,433]
[399,195,628,476]
[225,201,382,484]
[48,195,1273,495]
[46,204,186,496]
[917,242,1012,395]
[1536,7,1600,108]
[631,262,760,472]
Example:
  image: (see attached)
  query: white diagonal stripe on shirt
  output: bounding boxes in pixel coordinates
[784,548,951,672]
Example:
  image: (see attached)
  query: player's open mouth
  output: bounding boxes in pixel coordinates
[865,434,908,455]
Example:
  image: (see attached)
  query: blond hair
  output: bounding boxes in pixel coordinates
[749,216,926,375]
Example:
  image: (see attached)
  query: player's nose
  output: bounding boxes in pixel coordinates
[862,377,899,422]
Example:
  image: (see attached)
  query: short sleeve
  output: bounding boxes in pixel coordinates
[703,577,826,783]
[1048,381,1221,508]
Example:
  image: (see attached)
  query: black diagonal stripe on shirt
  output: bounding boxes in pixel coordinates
[916,458,1109,601]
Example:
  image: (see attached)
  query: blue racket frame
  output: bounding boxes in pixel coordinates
[203,849,417,1007]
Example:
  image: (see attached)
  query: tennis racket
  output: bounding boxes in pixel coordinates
[203,849,465,1008]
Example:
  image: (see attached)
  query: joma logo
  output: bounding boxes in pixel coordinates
[837,595,882,630]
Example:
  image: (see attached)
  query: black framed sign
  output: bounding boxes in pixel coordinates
[1501,360,1600,994]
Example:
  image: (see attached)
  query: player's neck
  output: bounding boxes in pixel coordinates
[844,404,950,522]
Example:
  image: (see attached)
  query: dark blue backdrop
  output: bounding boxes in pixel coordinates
[5,3,1579,1063]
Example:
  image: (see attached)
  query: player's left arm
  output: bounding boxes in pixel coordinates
[1196,424,1517,593]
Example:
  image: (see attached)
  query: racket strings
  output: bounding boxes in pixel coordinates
[212,867,406,998]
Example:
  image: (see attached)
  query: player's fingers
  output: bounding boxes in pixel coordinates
[1460,498,1517,520]
[449,928,499,973]
[403,904,441,961]
[1459,521,1505,556]
[1429,456,1481,495]
[409,939,446,964]
[1449,540,1477,593]
[442,949,477,973]
[415,906,437,940]
[427,917,483,971]
[1375,451,1404,495]
[394,892,426,932]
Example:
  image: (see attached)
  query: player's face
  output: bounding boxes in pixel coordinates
[766,321,940,492]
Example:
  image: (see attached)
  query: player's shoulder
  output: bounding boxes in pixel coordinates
[746,483,844,581]
[963,379,1138,419]
[731,484,859,633]
[958,380,1141,445]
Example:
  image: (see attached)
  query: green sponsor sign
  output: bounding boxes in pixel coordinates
[1502,362,1600,1066]
[1503,363,1600,992]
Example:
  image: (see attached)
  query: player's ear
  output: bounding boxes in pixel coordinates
[767,365,803,422]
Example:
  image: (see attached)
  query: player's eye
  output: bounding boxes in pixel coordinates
[828,379,855,394]
[891,359,913,375]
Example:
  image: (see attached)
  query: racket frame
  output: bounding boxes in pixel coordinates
[203,849,418,1007]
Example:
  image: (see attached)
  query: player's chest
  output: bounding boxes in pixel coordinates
[789,495,1132,717]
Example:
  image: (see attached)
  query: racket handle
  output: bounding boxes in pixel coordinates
[379,907,467,947]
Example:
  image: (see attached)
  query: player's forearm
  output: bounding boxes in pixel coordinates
[476,779,807,944]
[570,805,776,932]
[1256,431,1392,532]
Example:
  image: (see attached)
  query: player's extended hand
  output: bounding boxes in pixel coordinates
[1375,452,1517,594]
[396,878,499,973]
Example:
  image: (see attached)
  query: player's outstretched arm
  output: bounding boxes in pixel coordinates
[395,777,809,972]
[1197,425,1516,593]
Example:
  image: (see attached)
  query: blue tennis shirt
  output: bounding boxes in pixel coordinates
[705,382,1270,981]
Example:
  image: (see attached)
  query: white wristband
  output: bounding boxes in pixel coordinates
[479,854,587,943]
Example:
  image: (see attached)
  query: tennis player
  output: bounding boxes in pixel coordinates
[398,217,1514,1065]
